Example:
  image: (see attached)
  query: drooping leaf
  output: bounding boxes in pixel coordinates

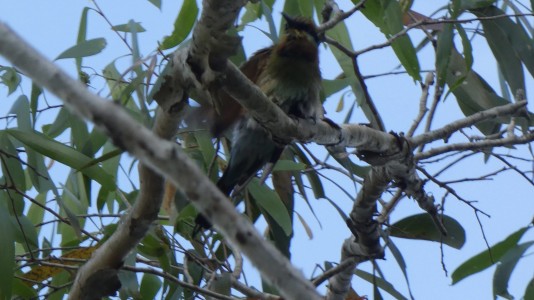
[0,132,27,195]
[273,160,306,171]
[525,277,534,300]
[383,234,415,299]
[262,1,278,43]
[140,273,162,300]
[296,211,313,239]
[473,6,534,83]
[248,179,292,236]
[452,226,529,284]
[161,0,198,49]
[389,214,466,249]
[11,278,37,298]
[472,7,525,97]
[147,0,161,9]
[113,22,146,33]
[459,0,497,10]
[322,78,351,99]
[446,47,509,135]
[455,23,473,73]
[44,107,70,138]
[10,95,32,131]
[0,207,14,300]
[10,214,39,251]
[359,0,421,81]
[8,129,116,190]
[75,7,91,72]
[493,241,534,299]
[291,144,325,199]
[56,38,107,60]
[354,269,409,300]
[29,82,42,126]
[435,23,454,88]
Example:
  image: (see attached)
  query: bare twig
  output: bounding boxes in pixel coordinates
[407,72,434,137]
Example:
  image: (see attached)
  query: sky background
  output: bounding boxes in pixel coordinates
[1,0,533,299]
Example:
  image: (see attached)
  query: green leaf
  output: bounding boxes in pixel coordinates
[140,273,162,300]
[44,107,70,138]
[291,145,325,199]
[26,149,53,193]
[493,241,534,299]
[473,6,534,82]
[10,95,32,131]
[525,277,534,300]
[473,7,525,96]
[0,208,15,300]
[273,160,306,171]
[455,23,473,73]
[10,214,39,251]
[384,235,415,299]
[452,226,529,284]
[29,82,42,126]
[56,38,107,60]
[354,269,408,300]
[129,19,142,67]
[119,252,141,298]
[435,23,454,88]
[297,0,313,17]
[389,214,466,249]
[113,22,146,33]
[194,131,217,180]
[262,1,278,43]
[147,0,161,9]
[322,78,351,99]
[161,0,198,49]
[27,193,46,235]
[75,7,90,72]
[0,132,27,194]
[459,0,497,10]
[7,129,116,190]
[248,180,292,236]
[0,67,21,95]
[446,47,509,135]
[359,0,421,81]
[11,278,37,298]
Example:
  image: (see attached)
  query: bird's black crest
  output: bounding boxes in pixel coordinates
[282,13,319,44]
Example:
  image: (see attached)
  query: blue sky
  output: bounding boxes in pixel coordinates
[1,0,533,299]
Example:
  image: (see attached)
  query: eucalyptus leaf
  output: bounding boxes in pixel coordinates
[8,129,116,190]
[161,0,198,49]
[452,226,529,284]
[389,214,466,249]
[248,179,292,236]
[56,38,107,60]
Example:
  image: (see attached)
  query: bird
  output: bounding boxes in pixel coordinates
[194,13,324,232]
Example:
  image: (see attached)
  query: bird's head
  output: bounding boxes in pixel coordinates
[275,13,319,61]
[281,13,320,46]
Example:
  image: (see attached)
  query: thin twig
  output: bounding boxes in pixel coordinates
[407,72,434,137]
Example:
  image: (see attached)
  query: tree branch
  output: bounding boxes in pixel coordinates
[411,101,528,147]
